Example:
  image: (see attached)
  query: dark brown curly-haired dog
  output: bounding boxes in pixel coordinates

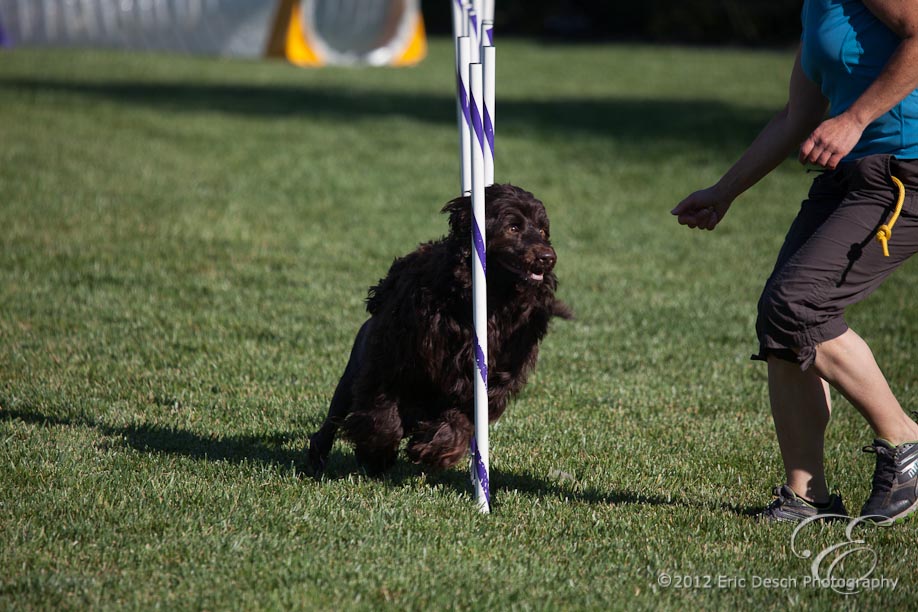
[307,184,571,475]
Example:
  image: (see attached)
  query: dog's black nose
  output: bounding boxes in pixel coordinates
[536,249,556,270]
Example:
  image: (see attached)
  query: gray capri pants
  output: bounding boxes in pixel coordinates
[754,154,918,370]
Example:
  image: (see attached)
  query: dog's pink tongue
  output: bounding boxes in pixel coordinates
[530,272,544,281]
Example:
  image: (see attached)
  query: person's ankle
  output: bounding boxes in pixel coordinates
[874,417,918,447]
[883,429,918,447]
[787,482,829,506]
[886,437,918,448]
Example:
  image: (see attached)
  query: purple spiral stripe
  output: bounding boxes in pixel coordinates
[484,108,494,157]
[470,89,485,155]
[486,27,493,46]
[456,69,470,126]
[470,86,487,275]
[471,435,491,506]
[474,334,488,386]
[472,222,486,276]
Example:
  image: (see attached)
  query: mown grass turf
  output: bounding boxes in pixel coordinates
[2,39,916,610]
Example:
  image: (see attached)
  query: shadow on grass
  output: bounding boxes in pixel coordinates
[1,406,303,470]
[0,78,773,152]
[491,470,758,516]
[2,406,754,514]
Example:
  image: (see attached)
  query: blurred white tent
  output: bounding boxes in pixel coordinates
[0,0,426,66]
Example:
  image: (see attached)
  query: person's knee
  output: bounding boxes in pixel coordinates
[757,282,797,335]
[756,281,812,363]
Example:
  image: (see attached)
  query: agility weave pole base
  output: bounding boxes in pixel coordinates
[453,0,495,513]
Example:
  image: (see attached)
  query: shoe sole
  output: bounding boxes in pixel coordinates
[862,496,918,525]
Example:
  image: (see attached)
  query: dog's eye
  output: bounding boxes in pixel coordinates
[539,229,547,239]
[508,224,520,234]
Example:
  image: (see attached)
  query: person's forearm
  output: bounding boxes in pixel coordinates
[714,50,827,202]
[713,109,810,202]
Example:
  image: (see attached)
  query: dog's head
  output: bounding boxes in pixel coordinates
[442,183,557,287]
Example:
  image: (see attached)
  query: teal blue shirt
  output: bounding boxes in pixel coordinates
[801,0,918,159]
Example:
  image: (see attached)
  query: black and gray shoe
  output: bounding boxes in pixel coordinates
[758,484,848,523]
[860,439,918,524]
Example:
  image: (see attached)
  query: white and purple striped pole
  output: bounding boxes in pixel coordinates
[469,61,490,513]
[481,2,495,44]
[451,0,465,40]
[478,24,496,509]
[452,1,472,194]
[456,36,472,195]
[468,5,481,64]
[456,1,492,52]
[482,43,495,186]
[453,0,495,513]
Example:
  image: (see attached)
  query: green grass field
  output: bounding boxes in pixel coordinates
[2,39,917,610]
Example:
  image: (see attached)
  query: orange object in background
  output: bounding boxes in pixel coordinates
[0,0,426,67]
[266,0,427,67]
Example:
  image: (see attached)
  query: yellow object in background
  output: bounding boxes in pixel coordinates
[266,0,427,67]
[0,0,426,68]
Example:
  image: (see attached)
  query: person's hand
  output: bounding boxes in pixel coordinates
[798,112,866,169]
[671,186,733,230]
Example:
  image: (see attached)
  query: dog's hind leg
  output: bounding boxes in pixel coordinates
[406,409,474,469]
[344,398,403,476]
[307,319,373,475]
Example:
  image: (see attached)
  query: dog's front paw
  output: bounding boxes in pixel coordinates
[305,436,328,478]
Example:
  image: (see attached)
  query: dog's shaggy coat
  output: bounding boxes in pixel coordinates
[308,184,570,475]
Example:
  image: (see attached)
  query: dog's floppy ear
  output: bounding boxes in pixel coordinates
[441,194,472,238]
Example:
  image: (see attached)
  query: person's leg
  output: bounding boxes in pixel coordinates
[767,327,918,506]
[813,328,918,445]
[756,155,918,520]
[755,170,843,509]
[767,356,832,503]
[813,328,918,522]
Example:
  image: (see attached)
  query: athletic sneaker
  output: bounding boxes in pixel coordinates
[758,484,848,523]
[859,439,918,524]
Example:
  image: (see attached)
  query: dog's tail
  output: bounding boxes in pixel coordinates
[552,299,574,320]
